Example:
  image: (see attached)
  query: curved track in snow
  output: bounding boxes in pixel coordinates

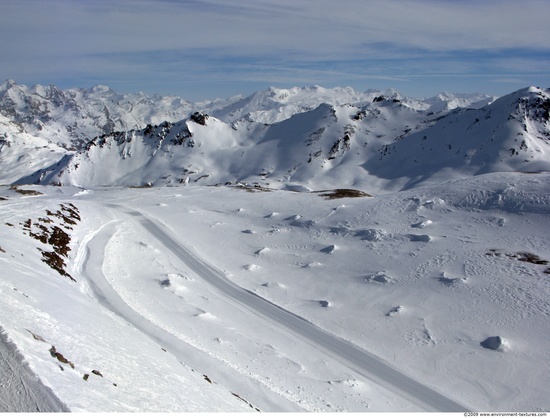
[90,203,469,412]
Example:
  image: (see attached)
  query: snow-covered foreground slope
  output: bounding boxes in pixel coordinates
[1,172,548,411]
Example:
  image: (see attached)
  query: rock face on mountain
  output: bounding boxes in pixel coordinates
[0,80,199,150]
[1,80,548,192]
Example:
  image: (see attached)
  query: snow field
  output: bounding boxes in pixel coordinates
[75,172,549,411]
[91,199,413,411]
[0,171,549,411]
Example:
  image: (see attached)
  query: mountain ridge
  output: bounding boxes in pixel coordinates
[1,81,548,193]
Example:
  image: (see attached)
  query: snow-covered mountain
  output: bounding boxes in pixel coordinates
[368,86,550,189]
[0,79,197,150]
[1,81,549,412]
[8,83,547,194]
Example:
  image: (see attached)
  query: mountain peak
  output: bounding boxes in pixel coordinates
[525,86,544,94]
[0,79,18,91]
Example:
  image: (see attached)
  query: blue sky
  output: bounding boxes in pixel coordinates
[1,0,549,101]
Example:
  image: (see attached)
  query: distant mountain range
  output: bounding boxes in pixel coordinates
[1,80,548,193]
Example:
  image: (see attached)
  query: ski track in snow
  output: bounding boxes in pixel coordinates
[0,329,69,412]
[80,209,302,412]
[86,202,469,412]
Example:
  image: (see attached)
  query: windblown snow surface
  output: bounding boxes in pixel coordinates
[0,173,549,412]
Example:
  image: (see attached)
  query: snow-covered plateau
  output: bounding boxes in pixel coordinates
[0,81,549,412]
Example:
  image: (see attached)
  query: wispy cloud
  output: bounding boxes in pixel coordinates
[1,0,549,99]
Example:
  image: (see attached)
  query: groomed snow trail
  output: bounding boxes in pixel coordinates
[80,211,298,411]
[103,204,470,412]
[0,329,70,412]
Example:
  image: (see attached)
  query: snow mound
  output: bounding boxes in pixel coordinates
[328,379,364,389]
[302,261,323,268]
[365,272,392,284]
[356,229,387,242]
[406,234,432,243]
[254,247,270,255]
[195,310,217,320]
[480,336,509,352]
[157,278,171,288]
[411,220,433,228]
[423,199,446,209]
[261,282,286,289]
[157,274,189,296]
[438,272,468,286]
[73,189,90,197]
[290,219,316,228]
[243,264,260,271]
[321,244,338,254]
[386,306,403,317]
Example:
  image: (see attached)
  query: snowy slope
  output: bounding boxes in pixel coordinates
[0,172,548,412]
[0,187,254,412]
[0,114,68,185]
[366,86,550,189]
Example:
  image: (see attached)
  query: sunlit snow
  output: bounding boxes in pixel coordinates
[1,81,549,412]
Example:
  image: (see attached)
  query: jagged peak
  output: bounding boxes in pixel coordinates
[189,111,209,126]
[29,83,64,97]
[525,86,544,94]
[0,79,18,91]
